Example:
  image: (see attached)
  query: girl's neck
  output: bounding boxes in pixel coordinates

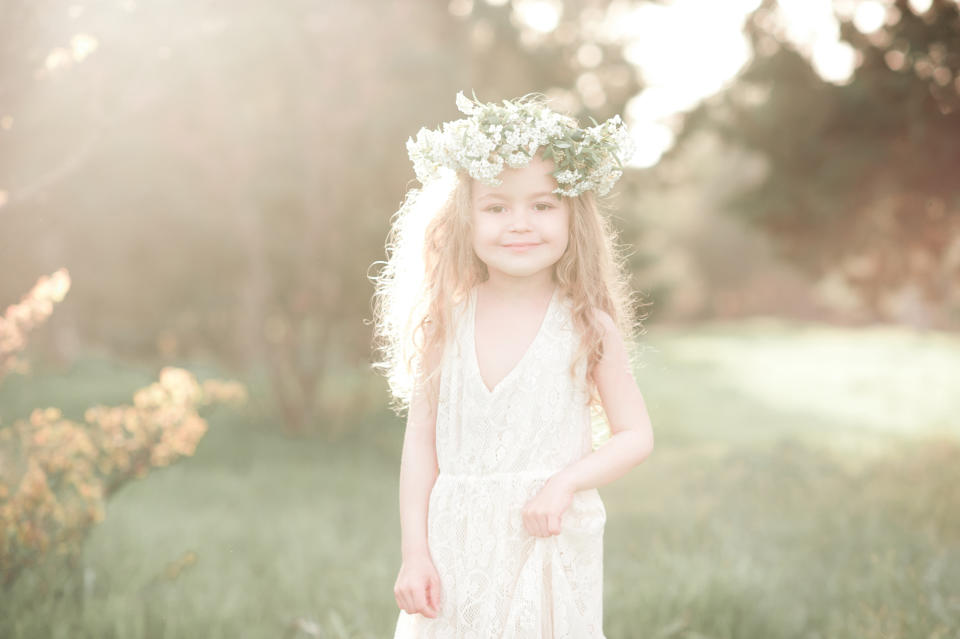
[479,273,557,303]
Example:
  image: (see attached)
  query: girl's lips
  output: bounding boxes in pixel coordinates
[503,242,541,251]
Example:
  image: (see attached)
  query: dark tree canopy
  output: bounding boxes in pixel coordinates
[677,0,960,325]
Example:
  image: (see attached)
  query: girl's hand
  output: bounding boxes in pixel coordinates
[522,476,575,537]
[394,553,442,618]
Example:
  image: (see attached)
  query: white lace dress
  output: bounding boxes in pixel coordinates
[393,285,607,638]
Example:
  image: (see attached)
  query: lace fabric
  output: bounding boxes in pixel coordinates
[394,286,607,638]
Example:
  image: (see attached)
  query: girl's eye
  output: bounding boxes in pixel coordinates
[484,203,553,213]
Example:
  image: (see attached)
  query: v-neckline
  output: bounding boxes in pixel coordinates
[469,284,558,398]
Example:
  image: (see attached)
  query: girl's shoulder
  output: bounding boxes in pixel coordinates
[555,294,620,342]
[591,305,617,334]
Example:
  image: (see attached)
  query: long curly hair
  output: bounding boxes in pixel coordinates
[370,166,643,415]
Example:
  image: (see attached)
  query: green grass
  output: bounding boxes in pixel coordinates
[1,319,959,638]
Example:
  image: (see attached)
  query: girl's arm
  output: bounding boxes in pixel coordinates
[552,308,654,493]
[397,344,442,560]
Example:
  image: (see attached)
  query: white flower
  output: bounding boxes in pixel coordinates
[455,91,478,115]
[506,152,529,168]
[406,93,631,197]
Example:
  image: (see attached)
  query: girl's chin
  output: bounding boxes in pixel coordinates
[484,264,557,279]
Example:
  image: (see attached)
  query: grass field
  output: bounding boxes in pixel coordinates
[1,319,959,638]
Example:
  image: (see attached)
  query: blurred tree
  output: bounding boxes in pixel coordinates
[0,0,467,435]
[460,0,644,119]
[676,0,960,328]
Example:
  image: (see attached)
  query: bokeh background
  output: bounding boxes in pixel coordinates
[2,0,959,637]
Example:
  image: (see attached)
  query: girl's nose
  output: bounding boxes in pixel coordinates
[508,208,533,230]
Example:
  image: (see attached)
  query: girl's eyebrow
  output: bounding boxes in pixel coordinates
[478,191,559,201]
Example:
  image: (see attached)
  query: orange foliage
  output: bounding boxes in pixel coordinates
[0,270,247,587]
[0,267,70,379]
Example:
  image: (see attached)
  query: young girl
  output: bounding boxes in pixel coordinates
[371,92,654,638]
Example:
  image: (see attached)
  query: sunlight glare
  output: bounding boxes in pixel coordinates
[777,0,838,48]
[604,0,881,165]
[853,1,887,33]
[614,0,753,167]
[628,86,701,122]
[908,0,933,12]
[621,1,751,90]
[44,48,72,71]
[667,326,960,438]
[777,0,864,84]
[71,33,99,61]
[384,169,459,395]
[626,121,674,169]
[812,39,857,84]
[514,0,561,34]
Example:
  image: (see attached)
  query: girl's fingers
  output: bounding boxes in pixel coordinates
[549,514,562,535]
[424,584,438,617]
[525,509,565,537]
[423,582,434,616]
[429,575,442,613]
[412,587,429,615]
[397,587,437,617]
[395,587,409,612]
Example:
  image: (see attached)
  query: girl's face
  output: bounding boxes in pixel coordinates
[470,154,571,284]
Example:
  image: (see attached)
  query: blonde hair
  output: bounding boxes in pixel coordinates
[370,167,644,415]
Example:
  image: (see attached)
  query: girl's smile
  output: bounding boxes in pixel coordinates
[503,241,542,252]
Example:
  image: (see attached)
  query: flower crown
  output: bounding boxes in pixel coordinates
[406,91,634,198]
